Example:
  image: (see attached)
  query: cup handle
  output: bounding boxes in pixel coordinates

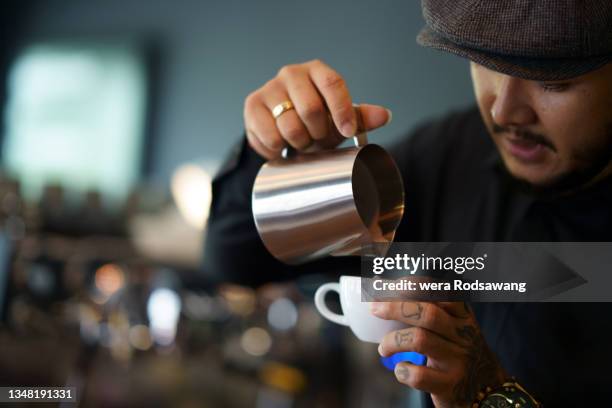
[314,283,349,326]
[281,104,368,159]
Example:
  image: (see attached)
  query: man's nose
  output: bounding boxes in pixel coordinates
[490,76,537,128]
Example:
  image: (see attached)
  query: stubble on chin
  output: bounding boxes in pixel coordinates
[497,122,612,198]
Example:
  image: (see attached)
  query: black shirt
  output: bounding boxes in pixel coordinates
[204,105,612,405]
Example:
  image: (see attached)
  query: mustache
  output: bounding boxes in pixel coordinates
[492,124,557,152]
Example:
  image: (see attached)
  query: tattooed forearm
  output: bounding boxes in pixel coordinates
[453,324,504,405]
[401,302,423,320]
[395,329,414,348]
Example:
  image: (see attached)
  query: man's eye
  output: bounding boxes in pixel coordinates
[539,82,570,92]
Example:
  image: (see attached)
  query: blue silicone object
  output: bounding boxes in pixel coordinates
[381,352,427,370]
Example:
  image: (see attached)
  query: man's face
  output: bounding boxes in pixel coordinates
[471,62,612,194]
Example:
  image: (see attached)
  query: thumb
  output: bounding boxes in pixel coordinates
[357,103,392,132]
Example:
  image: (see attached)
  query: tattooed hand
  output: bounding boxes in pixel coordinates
[370,301,506,408]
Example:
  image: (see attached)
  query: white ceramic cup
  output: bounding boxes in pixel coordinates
[314,275,405,343]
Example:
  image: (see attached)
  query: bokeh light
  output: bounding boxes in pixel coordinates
[147,288,181,346]
[171,164,212,230]
[129,324,153,351]
[240,327,272,357]
[94,263,125,298]
[267,297,298,331]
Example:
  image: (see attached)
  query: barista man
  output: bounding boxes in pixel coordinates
[204,0,612,406]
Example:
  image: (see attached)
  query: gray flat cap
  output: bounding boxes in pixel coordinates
[417,0,612,80]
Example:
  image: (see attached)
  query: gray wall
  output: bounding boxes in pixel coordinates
[20,0,475,185]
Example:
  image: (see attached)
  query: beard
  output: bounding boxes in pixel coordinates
[497,122,612,199]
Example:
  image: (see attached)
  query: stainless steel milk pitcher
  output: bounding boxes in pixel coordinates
[252,106,405,264]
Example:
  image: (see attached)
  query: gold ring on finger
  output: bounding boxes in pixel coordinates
[272,100,295,119]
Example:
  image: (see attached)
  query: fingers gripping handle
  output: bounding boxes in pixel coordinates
[314,283,349,326]
[281,104,368,159]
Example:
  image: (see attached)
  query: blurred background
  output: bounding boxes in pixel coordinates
[0,0,473,406]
